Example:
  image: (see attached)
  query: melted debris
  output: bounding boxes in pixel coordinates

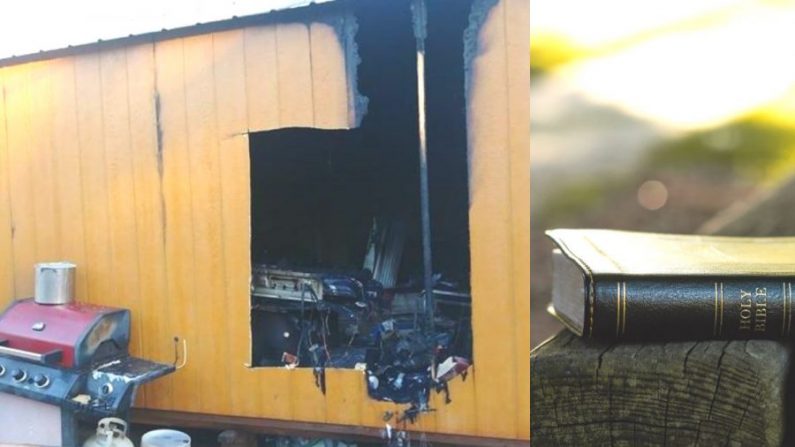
[251,266,471,422]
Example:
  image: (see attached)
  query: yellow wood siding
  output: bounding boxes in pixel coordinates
[0,1,529,440]
[0,69,13,302]
[467,0,530,439]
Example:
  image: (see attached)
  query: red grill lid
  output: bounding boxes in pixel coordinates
[0,299,130,369]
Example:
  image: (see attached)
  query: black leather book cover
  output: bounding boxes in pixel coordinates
[546,229,795,340]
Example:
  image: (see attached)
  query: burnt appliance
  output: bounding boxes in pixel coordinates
[252,265,383,304]
[251,265,386,369]
[0,262,175,447]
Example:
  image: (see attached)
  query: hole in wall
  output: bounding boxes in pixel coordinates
[247,0,475,417]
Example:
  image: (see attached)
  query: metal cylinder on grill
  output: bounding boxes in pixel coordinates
[34,262,76,305]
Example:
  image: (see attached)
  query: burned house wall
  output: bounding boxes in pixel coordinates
[0,0,529,441]
[465,0,530,439]
[0,3,362,418]
[246,0,475,414]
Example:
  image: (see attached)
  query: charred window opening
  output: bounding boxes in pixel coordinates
[249,0,475,414]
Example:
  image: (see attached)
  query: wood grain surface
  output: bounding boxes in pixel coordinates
[531,331,788,446]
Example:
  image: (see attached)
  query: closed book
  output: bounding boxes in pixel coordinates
[547,229,795,340]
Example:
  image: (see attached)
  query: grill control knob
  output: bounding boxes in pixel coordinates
[100,383,114,396]
[11,369,26,382]
[33,374,49,388]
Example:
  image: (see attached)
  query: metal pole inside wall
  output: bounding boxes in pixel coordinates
[411,0,435,331]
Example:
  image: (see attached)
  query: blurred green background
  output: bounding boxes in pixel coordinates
[531,0,795,346]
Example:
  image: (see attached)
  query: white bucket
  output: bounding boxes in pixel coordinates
[140,430,191,447]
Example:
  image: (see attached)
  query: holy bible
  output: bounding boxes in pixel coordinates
[547,229,795,340]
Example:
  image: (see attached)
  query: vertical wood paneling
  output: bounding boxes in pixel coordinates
[50,59,88,301]
[275,23,315,126]
[243,26,280,131]
[309,22,349,128]
[0,70,15,302]
[504,0,530,439]
[5,64,38,297]
[126,42,174,409]
[182,34,232,415]
[435,371,478,435]
[257,367,294,420]
[359,386,400,429]
[290,368,326,423]
[154,38,202,412]
[213,28,280,419]
[99,47,147,405]
[467,0,519,439]
[74,53,113,305]
[28,62,60,262]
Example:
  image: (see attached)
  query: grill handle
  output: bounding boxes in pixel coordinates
[0,339,63,364]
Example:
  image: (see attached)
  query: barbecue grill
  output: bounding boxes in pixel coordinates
[0,262,175,446]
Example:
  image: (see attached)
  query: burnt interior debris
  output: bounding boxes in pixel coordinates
[248,0,475,418]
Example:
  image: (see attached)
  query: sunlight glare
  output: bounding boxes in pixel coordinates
[534,0,795,130]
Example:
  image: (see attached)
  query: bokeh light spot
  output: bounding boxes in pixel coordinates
[637,180,668,210]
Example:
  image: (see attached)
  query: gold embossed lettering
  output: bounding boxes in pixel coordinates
[754,287,767,332]
[739,289,753,331]
[738,288,768,332]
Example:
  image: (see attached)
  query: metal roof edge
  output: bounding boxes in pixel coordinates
[0,0,346,68]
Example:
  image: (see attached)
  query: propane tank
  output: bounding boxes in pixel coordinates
[83,418,135,447]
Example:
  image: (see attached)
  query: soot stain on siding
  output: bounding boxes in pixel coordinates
[153,89,167,246]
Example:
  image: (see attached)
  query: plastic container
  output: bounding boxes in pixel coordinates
[140,430,191,447]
